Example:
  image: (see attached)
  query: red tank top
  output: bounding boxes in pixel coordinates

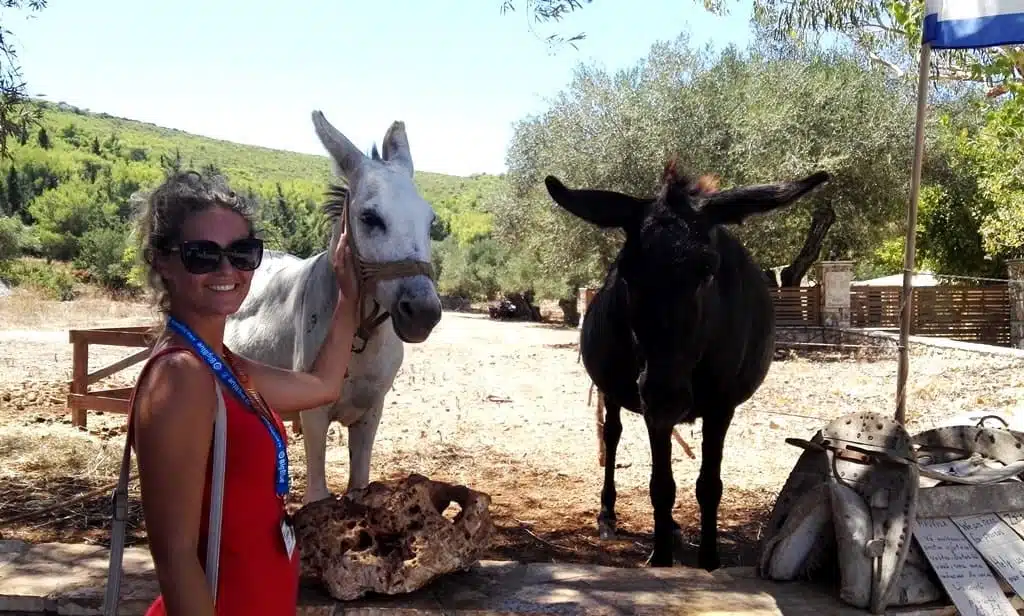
[129,346,300,615]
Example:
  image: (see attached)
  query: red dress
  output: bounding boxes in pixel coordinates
[128,346,300,615]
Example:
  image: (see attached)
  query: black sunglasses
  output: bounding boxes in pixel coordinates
[167,237,264,275]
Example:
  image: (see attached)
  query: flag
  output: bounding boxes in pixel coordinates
[923,0,1024,49]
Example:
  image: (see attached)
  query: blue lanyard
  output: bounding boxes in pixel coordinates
[166,316,290,499]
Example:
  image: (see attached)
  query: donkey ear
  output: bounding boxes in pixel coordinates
[544,176,650,229]
[700,171,830,226]
[312,110,366,181]
[381,120,414,176]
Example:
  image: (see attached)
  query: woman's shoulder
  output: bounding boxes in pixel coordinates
[144,345,209,387]
[135,345,218,425]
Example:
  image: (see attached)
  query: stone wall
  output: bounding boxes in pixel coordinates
[774,326,899,354]
[818,261,854,329]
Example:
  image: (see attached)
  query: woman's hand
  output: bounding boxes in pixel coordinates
[333,230,359,317]
[236,231,361,415]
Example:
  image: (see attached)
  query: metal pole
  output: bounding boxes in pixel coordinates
[895,42,932,425]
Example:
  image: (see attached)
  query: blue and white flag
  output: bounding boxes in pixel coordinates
[923,0,1024,49]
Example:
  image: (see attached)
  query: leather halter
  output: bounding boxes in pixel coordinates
[330,185,435,353]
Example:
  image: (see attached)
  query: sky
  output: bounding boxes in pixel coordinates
[8,0,756,177]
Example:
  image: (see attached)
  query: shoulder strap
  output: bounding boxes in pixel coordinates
[206,381,228,600]
[102,350,228,615]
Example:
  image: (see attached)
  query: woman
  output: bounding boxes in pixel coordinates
[128,171,359,615]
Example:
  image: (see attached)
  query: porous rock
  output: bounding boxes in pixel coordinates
[293,473,495,601]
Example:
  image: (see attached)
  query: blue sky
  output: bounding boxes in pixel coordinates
[9,0,755,177]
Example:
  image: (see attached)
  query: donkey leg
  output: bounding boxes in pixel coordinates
[300,406,334,504]
[645,413,677,567]
[598,402,623,539]
[696,408,735,571]
[346,399,384,492]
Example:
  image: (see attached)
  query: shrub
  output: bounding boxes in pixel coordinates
[74,224,138,291]
[0,258,77,300]
[0,216,32,262]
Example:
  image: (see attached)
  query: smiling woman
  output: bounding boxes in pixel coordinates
[157,207,263,318]
[106,170,362,616]
[136,173,262,317]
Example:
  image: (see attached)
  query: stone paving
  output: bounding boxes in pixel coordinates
[0,539,965,615]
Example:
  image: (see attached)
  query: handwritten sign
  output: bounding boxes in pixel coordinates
[951,514,1024,598]
[998,511,1024,539]
[914,517,1017,616]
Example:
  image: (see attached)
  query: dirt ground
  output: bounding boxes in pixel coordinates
[2,287,1024,569]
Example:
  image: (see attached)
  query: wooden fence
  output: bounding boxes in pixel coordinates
[770,286,823,327]
[66,325,153,427]
[850,285,1011,346]
[849,286,904,328]
[65,325,307,430]
[764,284,1011,346]
[577,284,1012,345]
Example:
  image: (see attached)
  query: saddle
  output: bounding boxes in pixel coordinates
[760,412,925,613]
[759,410,1024,614]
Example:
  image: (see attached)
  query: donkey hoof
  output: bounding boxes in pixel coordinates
[645,549,674,568]
[303,491,337,505]
[698,550,721,571]
[597,518,617,540]
[672,528,689,564]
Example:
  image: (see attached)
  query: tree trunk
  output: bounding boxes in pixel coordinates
[779,204,836,287]
[559,297,580,326]
[489,291,542,321]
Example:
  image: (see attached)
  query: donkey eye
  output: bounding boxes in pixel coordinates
[360,210,386,232]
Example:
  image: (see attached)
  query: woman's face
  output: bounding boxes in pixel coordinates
[156,206,259,319]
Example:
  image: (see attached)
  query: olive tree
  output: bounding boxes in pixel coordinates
[490,31,920,294]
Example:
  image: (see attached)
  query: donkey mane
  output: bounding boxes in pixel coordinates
[658,157,721,206]
[321,140,387,221]
[322,183,349,220]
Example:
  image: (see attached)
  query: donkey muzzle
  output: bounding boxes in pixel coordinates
[390,276,442,343]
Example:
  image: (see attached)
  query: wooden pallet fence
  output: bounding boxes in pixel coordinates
[66,325,154,428]
[769,286,822,327]
[850,286,904,328]
[912,286,1011,346]
[850,285,1010,346]
[580,285,826,328]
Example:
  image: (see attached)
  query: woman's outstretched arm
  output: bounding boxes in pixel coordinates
[134,350,219,616]
[237,229,359,414]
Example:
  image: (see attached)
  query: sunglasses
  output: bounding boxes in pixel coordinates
[167,237,264,275]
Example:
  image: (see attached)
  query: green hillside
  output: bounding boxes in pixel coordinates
[0,100,504,296]
[40,102,335,186]
[29,100,502,231]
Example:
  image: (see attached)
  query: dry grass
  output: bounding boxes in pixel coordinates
[0,425,123,478]
[2,286,1023,565]
[0,423,139,545]
[0,286,157,331]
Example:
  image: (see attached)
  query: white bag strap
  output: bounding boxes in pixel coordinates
[103,378,228,615]
[206,381,228,600]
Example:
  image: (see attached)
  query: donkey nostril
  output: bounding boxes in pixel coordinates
[397,299,415,318]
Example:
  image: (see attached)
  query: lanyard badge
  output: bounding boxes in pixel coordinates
[166,317,291,500]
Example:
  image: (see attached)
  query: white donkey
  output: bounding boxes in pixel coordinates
[225,110,443,503]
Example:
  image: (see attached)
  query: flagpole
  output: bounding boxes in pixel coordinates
[895,41,933,426]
